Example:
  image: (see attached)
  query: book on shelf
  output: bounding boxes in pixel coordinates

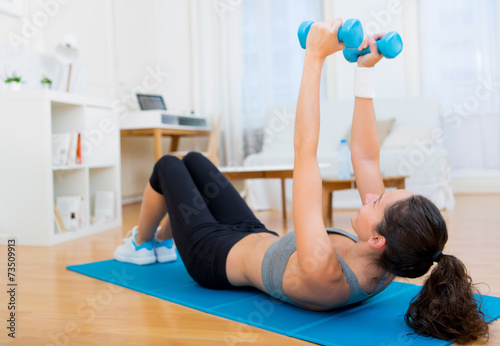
[76,133,82,164]
[92,190,115,224]
[52,132,82,167]
[53,203,66,233]
[56,195,84,231]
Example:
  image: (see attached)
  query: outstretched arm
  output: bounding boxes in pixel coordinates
[293,19,344,277]
[351,34,385,204]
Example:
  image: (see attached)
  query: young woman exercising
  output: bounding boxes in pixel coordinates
[115,19,488,344]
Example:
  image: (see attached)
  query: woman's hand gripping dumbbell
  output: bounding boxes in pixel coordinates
[297,18,363,50]
[343,31,403,63]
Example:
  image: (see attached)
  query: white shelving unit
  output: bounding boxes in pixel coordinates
[0,90,122,246]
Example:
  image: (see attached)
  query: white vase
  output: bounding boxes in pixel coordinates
[8,83,22,91]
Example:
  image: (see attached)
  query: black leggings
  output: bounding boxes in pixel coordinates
[149,152,278,289]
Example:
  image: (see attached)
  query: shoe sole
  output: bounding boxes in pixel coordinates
[114,254,156,265]
[156,253,177,263]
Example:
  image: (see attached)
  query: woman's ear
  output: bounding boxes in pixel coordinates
[368,235,386,250]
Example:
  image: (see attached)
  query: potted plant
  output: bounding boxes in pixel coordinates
[4,72,23,91]
[41,76,53,89]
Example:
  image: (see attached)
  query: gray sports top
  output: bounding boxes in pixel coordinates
[261,228,386,307]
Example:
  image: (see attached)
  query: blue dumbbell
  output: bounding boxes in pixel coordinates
[298,19,363,50]
[342,31,403,63]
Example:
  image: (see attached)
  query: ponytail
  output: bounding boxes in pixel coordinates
[376,195,489,343]
[405,254,489,344]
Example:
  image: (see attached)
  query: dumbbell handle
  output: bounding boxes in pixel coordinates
[343,31,403,63]
[298,19,363,50]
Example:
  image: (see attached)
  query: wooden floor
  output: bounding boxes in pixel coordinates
[3,194,500,345]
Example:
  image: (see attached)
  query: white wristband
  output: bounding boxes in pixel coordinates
[353,67,375,99]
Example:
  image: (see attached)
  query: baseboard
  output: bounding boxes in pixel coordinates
[452,178,500,194]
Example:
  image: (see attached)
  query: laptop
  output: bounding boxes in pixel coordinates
[136,94,167,111]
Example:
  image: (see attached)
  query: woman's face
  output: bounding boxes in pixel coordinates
[351,189,414,240]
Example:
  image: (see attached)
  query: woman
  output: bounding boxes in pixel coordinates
[115,19,489,344]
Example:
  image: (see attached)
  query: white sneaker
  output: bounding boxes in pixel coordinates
[114,226,156,265]
[154,228,177,263]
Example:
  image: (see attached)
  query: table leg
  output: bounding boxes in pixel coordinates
[281,178,287,228]
[322,186,332,227]
[397,179,406,189]
[170,136,180,152]
[153,129,163,162]
[328,192,333,227]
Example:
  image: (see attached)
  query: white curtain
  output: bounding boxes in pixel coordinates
[240,0,323,156]
[190,0,244,166]
[190,0,323,163]
[419,0,500,171]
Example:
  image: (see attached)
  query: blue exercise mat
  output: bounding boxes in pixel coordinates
[67,254,500,346]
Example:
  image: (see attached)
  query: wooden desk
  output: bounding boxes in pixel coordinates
[220,166,294,227]
[120,127,211,162]
[322,176,407,226]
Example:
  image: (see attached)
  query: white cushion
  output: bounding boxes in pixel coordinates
[381,125,434,149]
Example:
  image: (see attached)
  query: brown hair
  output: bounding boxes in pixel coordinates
[376,195,489,344]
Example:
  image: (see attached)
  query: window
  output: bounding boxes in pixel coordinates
[419,0,500,170]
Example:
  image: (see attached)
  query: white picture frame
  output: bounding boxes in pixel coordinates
[0,0,23,17]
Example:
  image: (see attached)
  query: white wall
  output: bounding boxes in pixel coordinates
[115,0,199,201]
[113,0,192,111]
[0,0,115,98]
[153,0,192,113]
[0,7,24,44]
[113,0,159,201]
